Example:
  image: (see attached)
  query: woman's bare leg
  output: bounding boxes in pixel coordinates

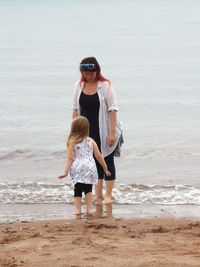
[95,179,103,203]
[102,180,114,204]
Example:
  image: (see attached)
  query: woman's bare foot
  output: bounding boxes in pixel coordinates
[87,209,94,215]
[102,196,112,204]
[93,197,103,205]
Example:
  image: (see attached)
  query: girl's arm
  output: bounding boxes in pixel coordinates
[57,145,74,179]
[92,140,111,176]
[108,110,117,147]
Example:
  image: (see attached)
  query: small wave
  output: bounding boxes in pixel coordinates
[0,149,66,161]
[0,182,200,205]
[0,149,31,160]
[113,184,200,205]
[0,182,73,204]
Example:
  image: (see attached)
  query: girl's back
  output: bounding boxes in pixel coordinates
[73,137,93,159]
[68,137,98,185]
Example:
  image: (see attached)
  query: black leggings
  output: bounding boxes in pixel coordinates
[95,152,116,181]
[74,183,93,197]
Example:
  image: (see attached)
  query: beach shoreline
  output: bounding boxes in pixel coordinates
[1,203,200,223]
[1,216,200,266]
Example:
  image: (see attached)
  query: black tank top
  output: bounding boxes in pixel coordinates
[79,91,101,149]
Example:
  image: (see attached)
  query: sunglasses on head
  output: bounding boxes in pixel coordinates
[80,63,96,71]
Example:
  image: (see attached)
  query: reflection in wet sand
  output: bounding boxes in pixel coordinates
[95,203,113,218]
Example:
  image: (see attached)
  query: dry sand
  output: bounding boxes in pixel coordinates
[1,217,200,267]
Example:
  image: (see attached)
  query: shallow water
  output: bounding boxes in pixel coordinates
[0,0,200,207]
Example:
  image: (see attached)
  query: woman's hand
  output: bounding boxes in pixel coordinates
[108,132,116,147]
[104,169,111,176]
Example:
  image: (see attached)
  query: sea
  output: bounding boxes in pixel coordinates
[0,0,200,221]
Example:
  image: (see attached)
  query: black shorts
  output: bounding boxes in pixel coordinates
[95,152,116,181]
[74,183,93,197]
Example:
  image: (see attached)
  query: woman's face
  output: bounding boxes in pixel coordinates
[82,71,97,82]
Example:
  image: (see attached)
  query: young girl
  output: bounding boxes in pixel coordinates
[58,116,111,215]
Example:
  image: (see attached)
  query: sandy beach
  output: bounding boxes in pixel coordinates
[1,216,200,267]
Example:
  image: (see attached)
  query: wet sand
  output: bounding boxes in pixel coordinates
[1,216,200,266]
[2,203,200,223]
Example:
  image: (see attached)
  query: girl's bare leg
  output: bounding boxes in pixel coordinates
[74,197,81,215]
[95,179,103,203]
[102,180,114,204]
[85,192,93,214]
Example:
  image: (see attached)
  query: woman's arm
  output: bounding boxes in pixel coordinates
[72,110,78,119]
[57,145,74,179]
[108,111,117,147]
[103,82,118,147]
[92,140,111,176]
[72,81,80,119]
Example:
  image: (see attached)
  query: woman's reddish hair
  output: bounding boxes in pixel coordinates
[79,57,110,84]
[80,73,110,83]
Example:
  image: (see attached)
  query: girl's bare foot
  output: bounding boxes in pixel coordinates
[74,210,81,215]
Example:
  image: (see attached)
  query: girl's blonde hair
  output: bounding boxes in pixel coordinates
[67,116,89,148]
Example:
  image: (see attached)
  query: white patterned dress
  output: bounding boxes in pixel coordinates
[67,137,98,186]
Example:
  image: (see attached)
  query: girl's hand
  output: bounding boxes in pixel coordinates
[108,132,116,147]
[104,169,111,176]
[57,173,67,179]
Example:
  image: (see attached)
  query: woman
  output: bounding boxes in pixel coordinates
[72,56,122,204]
